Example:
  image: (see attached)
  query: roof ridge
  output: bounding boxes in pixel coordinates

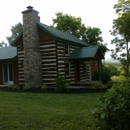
[37,22,88,46]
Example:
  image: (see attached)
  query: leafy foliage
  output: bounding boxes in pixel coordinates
[7,84,19,90]
[106,64,120,76]
[110,0,130,79]
[23,83,30,90]
[6,22,23,45]
[41,84,47,91]
[0,41,7,47]
[93,81,103,90]
[52,12,109,55]
[54,72,68,92]
[52,12,86,39]
[94,81,130,130]
[95,65,111,85]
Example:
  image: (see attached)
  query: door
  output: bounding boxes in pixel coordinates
[75,62,80,82]
[3,63,13,84]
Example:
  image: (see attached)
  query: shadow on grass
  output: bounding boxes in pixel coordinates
[0,86,107,94]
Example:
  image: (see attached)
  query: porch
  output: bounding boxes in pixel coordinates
[69,80,96,89]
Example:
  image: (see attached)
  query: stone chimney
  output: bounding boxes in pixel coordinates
[22,6,42,87]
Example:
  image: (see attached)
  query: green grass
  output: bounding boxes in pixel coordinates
[0,90,104,130]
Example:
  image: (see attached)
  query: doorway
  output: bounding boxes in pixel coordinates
[3,63,13,84]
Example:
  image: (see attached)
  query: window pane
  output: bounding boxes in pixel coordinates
[9,64,13,81]
[65,44,69,55]
[65,62,70,76]
[66,63,69,68]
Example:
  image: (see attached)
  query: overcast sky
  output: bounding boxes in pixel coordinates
[0,0,118,59]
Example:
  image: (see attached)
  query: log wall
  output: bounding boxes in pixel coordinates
[17,45,24,85]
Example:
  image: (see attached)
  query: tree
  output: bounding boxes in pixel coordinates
[85,27,109,55]
[6,22,23,45]
[52,12,86,39]
[52,12,109,55]
[0,41,7,47]
[110,0,130,79]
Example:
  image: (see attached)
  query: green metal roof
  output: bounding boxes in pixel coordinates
[69,46,104,60]
[0,46,17,60]
[37,22,88,47]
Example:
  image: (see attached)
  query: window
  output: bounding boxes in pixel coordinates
[95,60,98,66]
[65,44,69,55]
[65,62,70,76]
[83,63,87,74]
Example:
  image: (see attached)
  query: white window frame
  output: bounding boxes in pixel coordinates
[65,62,70,76]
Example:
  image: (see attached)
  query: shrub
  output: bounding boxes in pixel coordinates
[54,72,68,92]
[94,65,111,85]
[94,81,130,130]
[101,66,111,85]
[105,80,115,89]
[7,84,19,90]
[93,81,103,90]
[41,84,47,91]
[23,83,30,90]
[7,84,13,89]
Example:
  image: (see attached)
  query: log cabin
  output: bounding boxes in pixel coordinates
[0,6,104,87]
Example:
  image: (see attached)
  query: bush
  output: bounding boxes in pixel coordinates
[54,72,68,92]
[41,84,47,91]
[94,65,111,85]
[105,80,115,89]
[23,83,30,90]
[93,81,103,90]
[101,66,111,85]
[94,81,130,130]
[7,84,19,90]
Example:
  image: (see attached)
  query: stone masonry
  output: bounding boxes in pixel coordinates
[22,6,42,87]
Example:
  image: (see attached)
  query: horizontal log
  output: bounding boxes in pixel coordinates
[41,56,56,59]
[57,53,64,56]
[58,57,69,60]
[40,48,56,52]
[42,60,56,62]
[18,51,24,54]
[19,79,24,81]
[42,65,56,68]
[18,58,23,60]
[40,44,55,48]
[42,71,57,74]
[42,76,56,78]
[58,61,64,63]
[40,52,56,56]
[57,65,64,68]
[40,41,55,44]
[40,46,56,50]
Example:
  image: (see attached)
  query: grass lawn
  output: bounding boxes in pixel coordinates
[0,89,104,130]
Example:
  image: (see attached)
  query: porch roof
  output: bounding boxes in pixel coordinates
[69,46,104,60]
[0,46,17,60]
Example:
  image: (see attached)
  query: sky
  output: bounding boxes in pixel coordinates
[0,0,118,59]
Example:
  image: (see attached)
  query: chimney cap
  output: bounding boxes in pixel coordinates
[27,6,33,10]
[22,6,39,14]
